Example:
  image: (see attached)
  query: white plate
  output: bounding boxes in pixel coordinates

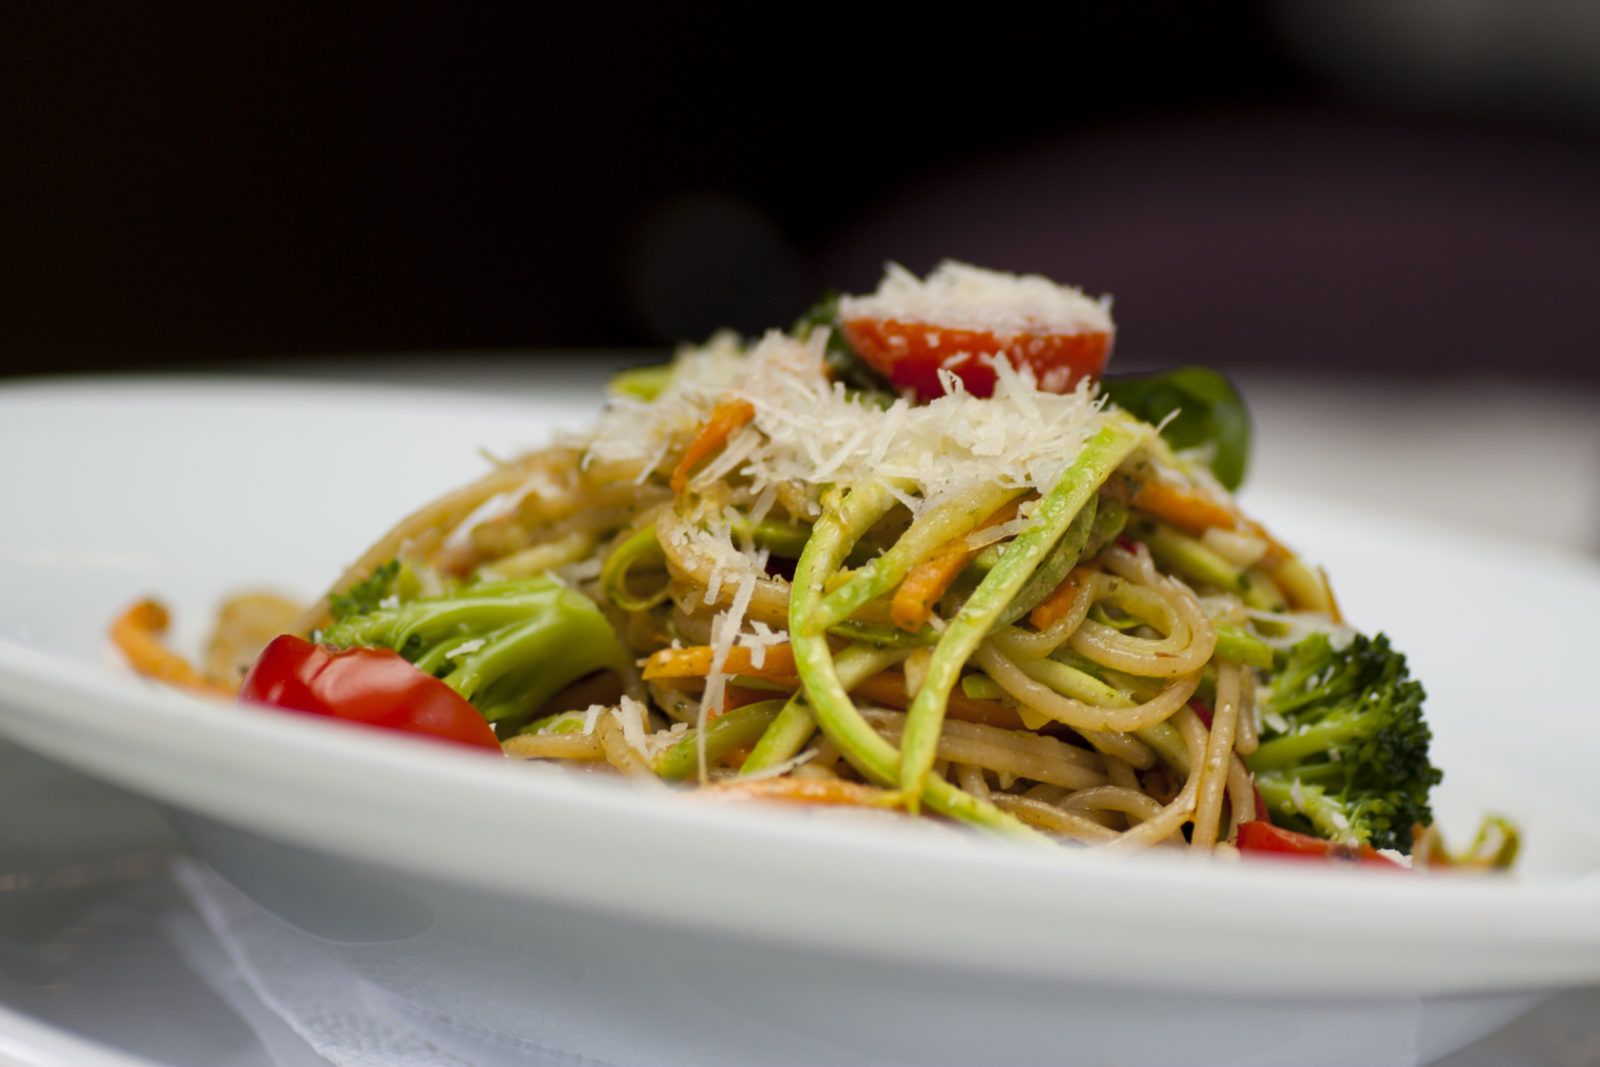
[2,377,1598,1067]
[5,727,1594,1067]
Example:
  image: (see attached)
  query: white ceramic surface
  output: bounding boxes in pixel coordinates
[5,736,1597,1067]
[2,378,1599,1067]
[0,1008,161,1067]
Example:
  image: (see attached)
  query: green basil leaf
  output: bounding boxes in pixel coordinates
[1102,366,1251,490]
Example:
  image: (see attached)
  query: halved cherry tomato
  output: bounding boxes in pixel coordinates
[240,635,500,751]
[1235,821,1404,868]
[839,318,1110,400]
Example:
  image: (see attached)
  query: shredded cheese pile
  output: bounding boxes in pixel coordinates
[839,260,1113,336]
[587,329,1122,516]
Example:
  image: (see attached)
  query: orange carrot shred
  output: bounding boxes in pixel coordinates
[1129,478,1237,535]
[1028,564,1097,632]
[889,499,1022,632]
[850,672,1026,731]
[642,643,798,683]
[643,647,1025,730]
[110,599,236,697]
[669,397,755,494]
[890,543,971,632]
[696,776,887,808]
[1320,566,1344,625]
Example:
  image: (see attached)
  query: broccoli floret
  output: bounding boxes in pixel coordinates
[327,559,401,622]
[1246,632,1441,853]
[319,574,630,732]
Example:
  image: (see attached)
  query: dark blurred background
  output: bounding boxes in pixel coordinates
[4,1,1599,380]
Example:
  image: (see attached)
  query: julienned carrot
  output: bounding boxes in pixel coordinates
[1321,567,1344,624]
[890,499,1022,632]
[695,776,888,808]
[851,671,1025,731]
[110,599,236,697]
[642,643,797,683]
[890,543,970,632]
[1129,477,1236,535]
[1126,475,1294,568]
[1028,564,1096,632]
[641,642,1025,730]
[669,397,756,494]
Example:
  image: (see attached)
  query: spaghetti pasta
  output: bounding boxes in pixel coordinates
[117,262,1504,865]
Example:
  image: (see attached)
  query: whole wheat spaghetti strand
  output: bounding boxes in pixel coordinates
[295,447,586,634]
[989,794,1121,842]
[1233,669,1259,756]
[863,709,1108,791]
[1059,785,1165,823]
[503,732,606,762]
[1192,661,1242,850]
[973,643,1199,734]
[955,763,992,801]
[597,710,659,781]
[1101,707,1208,852]
[1226,755,1256,843]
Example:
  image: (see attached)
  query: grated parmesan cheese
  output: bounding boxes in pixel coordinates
[695,548,770,780]
[443,638,486,659]
[739,747,819,782]
[613,695,651,757]
[638,721,690,760]
[735,620,787,670]
[838,261,1113,337]
[581,264,1132,516]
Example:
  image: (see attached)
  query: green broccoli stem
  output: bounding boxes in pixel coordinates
[812,482,1022,632]
[898,423,1141,806]
[655,700,788,780]
[827,618,939,648]
[447,607,623,723]
[1135,722,1191,777]
[600,524,671,611]
[1241,567,1290,612]
[740,644,909,775]
[727,515,813,559]
[609,363,674,401]
[790,485,1040,838]
[1212,624,1274,668]
[960,673,1005,701]
[1137,521,1246,594]
[518,710,588,736]
[1254,774,1360,846]
[992,494,1098,629]
[968,488,1126,578]
[1247,713,1369,771]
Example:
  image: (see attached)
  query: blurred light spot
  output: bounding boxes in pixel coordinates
[1276,0,1600,117]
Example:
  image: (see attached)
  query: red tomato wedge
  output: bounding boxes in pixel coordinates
[839,318,1111,400]
[1236,821,1405,868]
[240,635,501,751]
